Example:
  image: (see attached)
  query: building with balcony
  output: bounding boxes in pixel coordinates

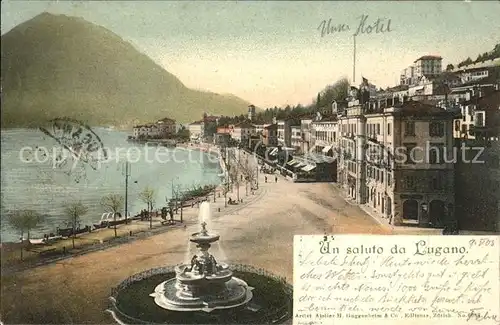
[337,85,456,228]
[311,114,338,156]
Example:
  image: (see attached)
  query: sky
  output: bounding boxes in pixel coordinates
[2,1,500,108]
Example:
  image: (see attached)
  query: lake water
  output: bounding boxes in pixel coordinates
[0,128,222,242]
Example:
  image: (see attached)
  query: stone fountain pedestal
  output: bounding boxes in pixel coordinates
[149,220,254,312]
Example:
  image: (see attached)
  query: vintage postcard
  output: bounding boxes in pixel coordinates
[0,1,499,324]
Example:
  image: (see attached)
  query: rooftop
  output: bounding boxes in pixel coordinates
[415,55,442,62]
[233,121,255,129]
[463,90,500,109]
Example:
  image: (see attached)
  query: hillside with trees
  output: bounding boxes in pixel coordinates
[446,43,500,71]
[217,77,350,126]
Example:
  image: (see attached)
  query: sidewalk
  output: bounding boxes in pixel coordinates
[330,183,498,235]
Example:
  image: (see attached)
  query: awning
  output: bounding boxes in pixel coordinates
[301,165,316,172]
[322,146,332,153]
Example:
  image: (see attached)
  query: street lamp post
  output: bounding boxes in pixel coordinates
[123,161,131,224]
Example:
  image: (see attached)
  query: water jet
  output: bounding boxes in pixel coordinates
[107,202,292,324]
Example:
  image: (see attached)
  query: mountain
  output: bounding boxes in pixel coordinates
[0,12,251,128]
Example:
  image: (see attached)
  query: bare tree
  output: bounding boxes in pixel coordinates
[139,186,156,229]
[100,194,124,238]
[228,163,240,201]
[7,210,44,260]
[64,201,88,249]
[221,180,230,207]
[172,183,184,223]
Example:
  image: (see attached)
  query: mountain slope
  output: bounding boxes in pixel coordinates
[1,12,250,128]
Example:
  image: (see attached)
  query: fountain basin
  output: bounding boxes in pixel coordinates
[190,232,220,245]
[108,265,293,324]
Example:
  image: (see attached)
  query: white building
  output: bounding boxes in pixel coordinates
[232,122,255,143]
[400,55,442,86]
[188,121,204,142]
[311,114,338,156]
[290,125,302,152]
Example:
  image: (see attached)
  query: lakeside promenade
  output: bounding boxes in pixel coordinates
[0,148,491,324]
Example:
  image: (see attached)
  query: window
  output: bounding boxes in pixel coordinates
[468,124,474,136]
[431,175,445,191]
[428,143,445,164]
[404,121,415,136]
[403,175,416,190]
[377,124,381,135]
[429,122,444,137]
[454,120,461,132]
[387,123,391,136]
[404,143,417,164]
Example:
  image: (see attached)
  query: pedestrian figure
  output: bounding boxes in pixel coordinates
[265,176,267,183]
[275,175,278,183]
[169,207,174,220]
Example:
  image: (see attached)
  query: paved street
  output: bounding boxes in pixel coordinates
[1,150,389,324]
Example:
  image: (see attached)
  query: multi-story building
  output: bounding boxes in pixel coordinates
[261,124,278,147]
[453,90,500,141]
[453,90,500,232]
[413,55,443,79]
[277,118,298,148]
[400,66,415,86]
[133,117,176,139]
[133,124,160,139]
[299,115,315,154]
[290,125,302,152]
[188,121,204,142]
[337,85,456,228]
[400,55,442,86]
[232,122,255,143]
[311,114,337,156]
[253,123,270,135]
[451,58,500,84]
[455,140,500,231]
[156,117,177,137]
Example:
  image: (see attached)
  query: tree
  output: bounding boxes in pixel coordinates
[172,183,184,222]
[176,125,190,141]
[64,202,88,249]
[446,64,454,71]
[100,194,124,238]
[7,210,44,260]
[139,186,156,229]
[227,150,241,201]
[317,77,350,110]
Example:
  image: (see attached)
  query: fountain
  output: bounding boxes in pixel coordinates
[149,220,254,312]
[108,202,292,324]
